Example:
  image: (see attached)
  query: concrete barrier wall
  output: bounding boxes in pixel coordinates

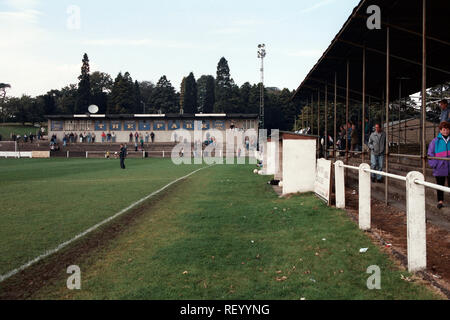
[0,152,33,158]
[32,151,50,158]
[282,139,316,195]
[265,141,277,175]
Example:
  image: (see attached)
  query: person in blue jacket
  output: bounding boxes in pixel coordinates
[428,121,450,209]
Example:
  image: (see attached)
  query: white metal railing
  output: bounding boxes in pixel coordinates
[334,160,450,273]
[339,163,407,181]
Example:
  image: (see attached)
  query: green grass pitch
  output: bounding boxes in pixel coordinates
[0,158,441,299]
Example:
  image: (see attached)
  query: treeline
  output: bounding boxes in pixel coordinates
[0,54,301,130]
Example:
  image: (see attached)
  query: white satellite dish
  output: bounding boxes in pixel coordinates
[88,105,99,114]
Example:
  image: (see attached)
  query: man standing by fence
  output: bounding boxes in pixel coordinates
[368,123,386,183]
[119,144,126,170]
[439,99,450,123]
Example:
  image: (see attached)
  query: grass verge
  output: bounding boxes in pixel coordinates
[13,164,441,300]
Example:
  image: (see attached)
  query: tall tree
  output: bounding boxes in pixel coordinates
[0,83,11,102]
[90,71,113,114]
[56,84,78,114]
[183,72,198,114]
[214,57,235,113]
[133,80,142,114]
[149,76,178,113]
[108,72,135,114]
[12,95,33,125]
[139,81,155,113]
[0,83,11,122]
[40,90,58,115]
[179,77,186,113]
[75,53,91,113]
[197,75,215,113]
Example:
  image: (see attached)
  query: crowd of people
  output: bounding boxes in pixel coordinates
[9,131,42,143]
[129,132,155,145]
[60,132,116,145]
[329,99,450,209]
[55,131,157,149]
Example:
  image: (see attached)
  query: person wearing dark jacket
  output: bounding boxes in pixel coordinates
[428,122,450,209]
[119,144,127,169]
[350,123,360,152]
[368,123,386,183]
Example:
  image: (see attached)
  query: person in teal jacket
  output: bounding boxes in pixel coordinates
[428,121,450,209]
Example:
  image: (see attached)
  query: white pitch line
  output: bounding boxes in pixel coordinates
[0,165,212,283]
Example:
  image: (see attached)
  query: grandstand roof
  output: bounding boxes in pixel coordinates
[292,0,450,103]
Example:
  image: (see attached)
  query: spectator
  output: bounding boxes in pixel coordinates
[350,123,360,152]
[135,141,138,152]
[107,132,111,143]
[140,136,144,149]
[135,131,139,143]
[337,125,346,156]
[346,122,352,147]
[150,132,155,143]
[92,132,96,143]
[368,123,386,183]
[102,131,106,143]
[428,122,450,209]
[63,135,67,147]
[112,132,116,143]
[119,144,126,169]
[364,118,372,145]
[439,99,450,123]
[24,134,28,143]
[79,133,84,143]
[145,132,149,143]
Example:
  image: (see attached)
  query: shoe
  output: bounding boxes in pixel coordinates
[437,203,443,209]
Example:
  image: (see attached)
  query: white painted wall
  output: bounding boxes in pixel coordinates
[0,152,32,158]
[264,141,277,175]
[282,139,316,195]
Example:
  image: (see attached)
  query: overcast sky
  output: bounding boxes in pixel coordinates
[1,0,360,97]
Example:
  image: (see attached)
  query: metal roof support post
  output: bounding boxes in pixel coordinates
[422,0,427,175]
[346,60,350,170]
[334,73,337,161]
[311,94,314,135]
[362,46,366,163]
[385,27,390,205]
[398,80,402,154]
[325,84,328,160]
[302,111,304,130]
[318,89,321,157]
